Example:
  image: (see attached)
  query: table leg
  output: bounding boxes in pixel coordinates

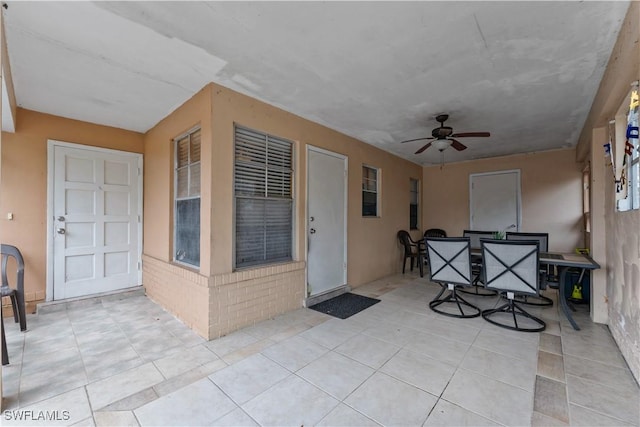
[558,265,580,330]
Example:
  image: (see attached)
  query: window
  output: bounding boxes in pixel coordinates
[615,86,639,212]
[234,125,293,268]
[174,128,201,267]
[631,143,640,209]
[582,167,591,234]
[410,178,419,229]
[362,165,379,216]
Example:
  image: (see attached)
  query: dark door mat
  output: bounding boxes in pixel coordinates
[309,293,380,319]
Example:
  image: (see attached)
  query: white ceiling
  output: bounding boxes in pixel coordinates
[3,1,630,165]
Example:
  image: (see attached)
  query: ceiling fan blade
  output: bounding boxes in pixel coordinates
[415,142,433,154]
[400,136,435,144]
[449,139,467,151]
[450,132,490,138]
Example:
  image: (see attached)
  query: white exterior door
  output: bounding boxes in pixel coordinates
[50,142,142,300]
[307,147,347,297]
[470,170,521,232]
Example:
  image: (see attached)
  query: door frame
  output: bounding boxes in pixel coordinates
[305,145,348,300]
[46,140,143,302]
[469,169,521,231]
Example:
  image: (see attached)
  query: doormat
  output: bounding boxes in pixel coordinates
[309,293,380,319]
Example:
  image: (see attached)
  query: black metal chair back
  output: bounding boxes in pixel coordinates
[480,239,545,332]
[424,228,447,239]
[463,230,498,249]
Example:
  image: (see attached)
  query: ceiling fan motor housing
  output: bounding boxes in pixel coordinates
[432,126,453,138]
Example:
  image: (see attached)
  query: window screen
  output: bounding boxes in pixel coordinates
[410,178,419,229]
[174,128,201,267]
[234,125,293,268]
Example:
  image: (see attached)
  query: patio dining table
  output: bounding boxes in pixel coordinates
[538,251,600,330]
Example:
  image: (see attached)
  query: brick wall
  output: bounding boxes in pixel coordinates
[142,255,210,338]
[209,261,306,339]
[142,255,306,340]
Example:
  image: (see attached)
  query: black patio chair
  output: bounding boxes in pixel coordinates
[397,230,424,277]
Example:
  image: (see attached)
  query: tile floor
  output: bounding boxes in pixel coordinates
[2,273,639,426]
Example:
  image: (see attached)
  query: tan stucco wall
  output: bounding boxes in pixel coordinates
[423,149,583,252]
[0,108,144,311]
[577,2,640,382]
[209,83,422,284]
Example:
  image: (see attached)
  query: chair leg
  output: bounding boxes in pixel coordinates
[429,284,481,318]
[402,257,407,274]
[513,294,553,307]
[481,299,545,332]
[15,292,27,332]
[418,255,424,277]
[10,294,19,323]
[1,315,8,365]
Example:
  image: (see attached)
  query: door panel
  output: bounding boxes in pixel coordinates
[470,171,520,232]
[307,148,347,297]
[53,144,141,300]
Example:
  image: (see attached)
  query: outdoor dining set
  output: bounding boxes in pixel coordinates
[397,229,600,333]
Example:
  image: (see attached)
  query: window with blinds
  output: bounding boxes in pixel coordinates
[362,165,379,216]
[174,128,201,267]
[234,125,293,268]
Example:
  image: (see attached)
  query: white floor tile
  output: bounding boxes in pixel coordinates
[135,378,237,426]
[344,372,437,426]
[380,348,456,396]
[261,335,328,371]
[316,404,381,426]
[86,363,165,410]
[242,375,339,426]
[296,351,374,400]
[441,369,534,426]
[334,333,400,369]
[208,353,290,404]
[425,399,501,426]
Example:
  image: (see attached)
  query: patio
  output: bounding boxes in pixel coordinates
[2,272,638,426]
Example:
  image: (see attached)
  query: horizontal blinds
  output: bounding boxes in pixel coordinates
[234,125,293,268]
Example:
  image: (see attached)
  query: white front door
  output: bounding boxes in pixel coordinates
[470,170,521,232]
[50,142,142,300]
[307,147,347,297]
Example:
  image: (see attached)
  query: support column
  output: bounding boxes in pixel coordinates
[589,127,608,324]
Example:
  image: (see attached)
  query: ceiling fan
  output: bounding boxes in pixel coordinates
[401,114,490,154]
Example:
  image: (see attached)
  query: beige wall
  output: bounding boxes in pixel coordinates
[209,83,423,284]
[423,149,583,252]
[576,2,640,382]
[0,109,144,312]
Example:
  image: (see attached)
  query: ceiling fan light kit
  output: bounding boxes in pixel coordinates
[433,139,450,151]
[400,113,490,156]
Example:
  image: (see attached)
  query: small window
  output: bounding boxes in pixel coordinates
[362,165,379,217]
[410,178,419,229]
[174,128,201,267]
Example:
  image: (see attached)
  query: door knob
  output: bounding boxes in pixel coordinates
[56,228,66,235]
[310,228,316,234]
